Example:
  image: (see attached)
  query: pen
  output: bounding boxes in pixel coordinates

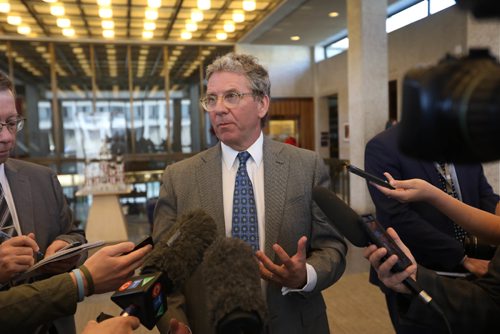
[0,230,45,261]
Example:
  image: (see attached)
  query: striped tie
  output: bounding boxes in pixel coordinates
[0,183,15,243]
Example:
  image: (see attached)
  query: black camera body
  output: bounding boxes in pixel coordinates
[399,49,500,163]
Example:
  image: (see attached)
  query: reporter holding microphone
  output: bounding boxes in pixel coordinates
[364,173,500,333]
[0,241,152,333]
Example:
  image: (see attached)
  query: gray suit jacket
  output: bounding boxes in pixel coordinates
[153,137,347,334]
[4,159,86,334]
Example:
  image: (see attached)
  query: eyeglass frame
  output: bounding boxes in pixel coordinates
[0,117,25,134]
[200,91,258,112]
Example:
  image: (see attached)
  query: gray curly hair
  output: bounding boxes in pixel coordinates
[206,53,270,127]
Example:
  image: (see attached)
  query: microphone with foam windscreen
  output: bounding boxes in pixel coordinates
[202,237,267,334]
[109,209,218,329]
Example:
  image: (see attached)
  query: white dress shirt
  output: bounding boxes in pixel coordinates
[220,132,317,294]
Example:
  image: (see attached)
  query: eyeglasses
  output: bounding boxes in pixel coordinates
[200,91,255,112]
[0,117,25,134]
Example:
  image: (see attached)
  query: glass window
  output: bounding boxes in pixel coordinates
[386,1,429,33]
[325,38,349,58]
[430,0,456,14]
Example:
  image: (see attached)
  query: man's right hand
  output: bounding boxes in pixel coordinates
[0,233,39,283]
[83,241,152,295]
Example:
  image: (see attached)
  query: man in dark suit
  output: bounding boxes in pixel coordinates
[153,53,347,334]
[364,124,499,333]
[0,71,86,334]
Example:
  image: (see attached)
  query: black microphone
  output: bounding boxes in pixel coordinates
[312,187,435,306]
[109,272,167,330]
[110,209,218,329]
[202,237,267,334]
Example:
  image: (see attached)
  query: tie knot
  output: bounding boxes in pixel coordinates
[237,151,251,165]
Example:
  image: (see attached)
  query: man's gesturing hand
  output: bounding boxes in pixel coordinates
[255,236,308,289]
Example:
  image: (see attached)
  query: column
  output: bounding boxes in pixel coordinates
[347,0,388,213]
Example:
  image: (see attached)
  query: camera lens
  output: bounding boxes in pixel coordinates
[399,49,500,163]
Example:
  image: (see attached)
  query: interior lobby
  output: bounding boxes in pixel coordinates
[1,0,499,333]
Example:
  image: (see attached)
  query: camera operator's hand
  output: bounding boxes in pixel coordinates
[463,256,490,277]
[363,228,417,294]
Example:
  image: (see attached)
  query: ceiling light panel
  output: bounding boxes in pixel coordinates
[0,0,283,42]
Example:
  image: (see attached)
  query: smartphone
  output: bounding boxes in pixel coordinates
[361,214,412,273]
[347,164,395,190]
[123,236,153,255]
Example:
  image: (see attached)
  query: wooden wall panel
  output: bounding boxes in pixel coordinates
[265,98,315,150]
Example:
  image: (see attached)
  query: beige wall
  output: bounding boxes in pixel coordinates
[235,44,314,97]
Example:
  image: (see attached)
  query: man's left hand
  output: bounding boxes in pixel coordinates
[255,236,307,289]
[42,240,81,273]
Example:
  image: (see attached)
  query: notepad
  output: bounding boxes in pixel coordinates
[13,240,105,281]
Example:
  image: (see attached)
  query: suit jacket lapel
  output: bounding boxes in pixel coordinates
[196,144,226,236]
[263,137,288,257]
[5,160,34,234]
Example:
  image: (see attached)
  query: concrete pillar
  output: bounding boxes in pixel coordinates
[465,14,500,194]
[347,0,388,213]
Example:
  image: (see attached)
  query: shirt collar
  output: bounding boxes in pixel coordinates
[221,132,264,170]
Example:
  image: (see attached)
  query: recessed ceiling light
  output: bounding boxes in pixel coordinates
[57,18,71,28]
[290,36,300,41]
[197,0,210,11]
[145,8,158,20]
[0,1,10,14]
[223,20,235,33]
[232,10,244,23]
[148,0,161,8]
[180,31,192,40]
[142,30,154,39]
[99,7,113,19]
[62,28,75,37]
[216,31,227,40]
[7,15,21,25]
[101,20,114,29]
[328,12,339,18]
[185,20,197,32]
[144,21,156,31]
[102,29,114,38]
[191,9,203,22]
[243,0,256,11]
[97,0,111,6]
[50,3,65,16]
[17,25,31,35]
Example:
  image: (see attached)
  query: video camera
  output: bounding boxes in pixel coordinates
[398,0,500,163]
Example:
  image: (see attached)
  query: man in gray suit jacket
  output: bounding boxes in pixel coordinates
[153,53,347,334]
[0,71,86,334]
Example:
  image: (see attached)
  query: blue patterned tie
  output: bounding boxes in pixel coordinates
[232,151,259,252]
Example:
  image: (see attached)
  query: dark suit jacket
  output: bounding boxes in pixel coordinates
[365,125,499,273]
[153,136,347,334]
[4,159,86,334]
[396,248,500,333]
